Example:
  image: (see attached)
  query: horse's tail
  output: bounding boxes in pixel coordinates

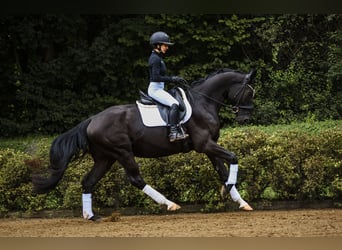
[32,119,92,194]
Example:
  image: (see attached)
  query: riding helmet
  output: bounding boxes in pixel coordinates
[150,31,174,46]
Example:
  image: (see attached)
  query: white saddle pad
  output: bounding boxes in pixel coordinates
[136,87,192,127]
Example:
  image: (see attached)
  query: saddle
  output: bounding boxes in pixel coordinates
[136,87,192,127]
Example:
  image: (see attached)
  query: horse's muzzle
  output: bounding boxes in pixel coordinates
[236,115,250,125]
[235,108,252,125]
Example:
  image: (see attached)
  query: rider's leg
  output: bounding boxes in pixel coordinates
[148,82,179,107]
[148,83,188,142]
[169,104,181,142]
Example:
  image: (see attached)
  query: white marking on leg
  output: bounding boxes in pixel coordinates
[230,185,253,210]
[82,193,94,219]
[225,164,238,185]
[142,184,180,210]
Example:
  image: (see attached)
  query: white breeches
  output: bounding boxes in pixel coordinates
[148,82,179,107]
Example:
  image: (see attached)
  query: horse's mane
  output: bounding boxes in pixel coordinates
[184,68,243,104]
[190,68,243,87]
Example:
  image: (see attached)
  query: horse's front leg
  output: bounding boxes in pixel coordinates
[207,154,253,211]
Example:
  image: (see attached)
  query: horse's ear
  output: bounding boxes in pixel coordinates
[247,69,257,84]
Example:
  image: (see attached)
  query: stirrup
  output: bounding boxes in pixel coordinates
[169,126,178,142]
[175,133,189,140]
[170,134,187,142]
[169,127,189,142]
[169,133,178,142]
[177,125,189,139]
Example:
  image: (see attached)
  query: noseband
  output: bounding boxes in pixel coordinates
[232,83,255,114]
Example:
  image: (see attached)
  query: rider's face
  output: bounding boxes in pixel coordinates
[160,44,169,54]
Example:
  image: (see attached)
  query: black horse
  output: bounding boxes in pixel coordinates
[32,68,256,221]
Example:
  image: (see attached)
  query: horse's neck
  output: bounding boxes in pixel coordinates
[195,73,234,101]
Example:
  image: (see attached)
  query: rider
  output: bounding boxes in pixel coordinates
[148,31,189,142]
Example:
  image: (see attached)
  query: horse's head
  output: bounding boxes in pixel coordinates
[189,68,256,125]
[230,69,256,125]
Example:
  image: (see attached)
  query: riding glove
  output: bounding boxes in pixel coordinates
[171,76,187,84]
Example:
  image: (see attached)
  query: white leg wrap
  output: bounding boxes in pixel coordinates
[82,193,94,219]
[142,184,173,207]
[225,164,238,185]
[230,185,248,208]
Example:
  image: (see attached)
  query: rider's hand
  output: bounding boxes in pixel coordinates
[171,76,187,84]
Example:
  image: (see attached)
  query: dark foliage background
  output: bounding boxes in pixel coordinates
[1,14,341,137]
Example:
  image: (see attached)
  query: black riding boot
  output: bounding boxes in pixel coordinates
[169,104,189,142]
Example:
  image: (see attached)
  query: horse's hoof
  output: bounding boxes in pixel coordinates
[240,204,253,211]
[88,215,102,222]
[167,203,181,211]
[220,185,228,199]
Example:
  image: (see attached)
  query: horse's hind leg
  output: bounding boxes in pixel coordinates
[119,153,181,211]
[81,158,114,220]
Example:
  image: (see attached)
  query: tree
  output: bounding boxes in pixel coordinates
[0,14,341,137]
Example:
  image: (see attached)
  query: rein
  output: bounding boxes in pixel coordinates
[186,85,230,108]
[180,77,255,113]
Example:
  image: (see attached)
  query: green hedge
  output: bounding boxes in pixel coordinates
[0,120,341,216]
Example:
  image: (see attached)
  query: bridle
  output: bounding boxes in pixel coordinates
[232,83,255,114]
